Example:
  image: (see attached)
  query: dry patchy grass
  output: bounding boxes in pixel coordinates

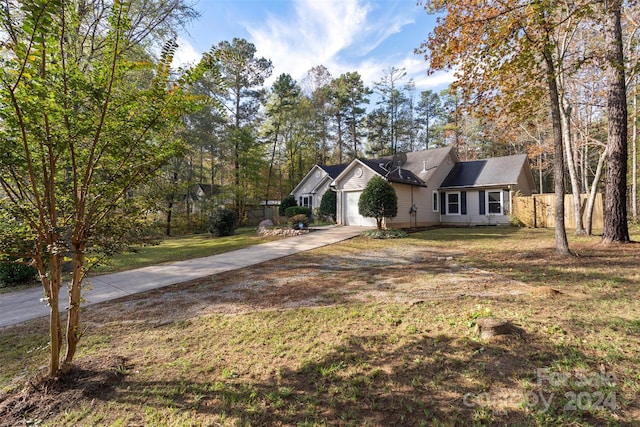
[1,227,639,426]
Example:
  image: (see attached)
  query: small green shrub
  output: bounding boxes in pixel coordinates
[284,206,311,218]
[209,208,238,237]
[0,261,37,287]
[289,214,310,229]
[509,215,525,227]
[279,195,297,216]
[362,228,408,239]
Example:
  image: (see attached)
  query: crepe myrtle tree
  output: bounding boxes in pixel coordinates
[0,0,216,376]
[358,176,398,230]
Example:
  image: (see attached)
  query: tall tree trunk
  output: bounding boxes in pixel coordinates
[42,254,63,376]
[425,112,430,150]
[543,44,571,255]
[632,79,638,221]
[337,115,344,163]
[585,148,607,235]
[64,239,86,367]
[165,197,173,236]
[602,1,630,243]
[559,92,586,234]
[166,170,179,236]
[265,119,281,210]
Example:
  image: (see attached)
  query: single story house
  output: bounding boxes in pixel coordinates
[295,146,536,227]
[290,163,348,213]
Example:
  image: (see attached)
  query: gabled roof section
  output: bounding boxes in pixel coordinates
[291,163,349,195]
[359,158,427,186]
[353,146,457,187]
[439,154,530,189]
[404,146,458,183]
[318,163,348,179]
[404,146,457,172]
[290,165,324,195]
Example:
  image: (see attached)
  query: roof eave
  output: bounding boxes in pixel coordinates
[439,183,517,190]
[390,180,428,188]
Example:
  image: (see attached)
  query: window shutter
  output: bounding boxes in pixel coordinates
[461,191,467,215]
[440,192,446,214]
[479,190,485,215]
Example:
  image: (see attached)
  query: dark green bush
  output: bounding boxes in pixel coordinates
[0,261,37,287]
[319,190,337,219]
[289,214,310,229]
[279,195,297,216]
[358,176,398,230]
[209,208,238,237]
[284,206,311,218]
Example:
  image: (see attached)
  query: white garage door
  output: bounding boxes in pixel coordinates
[344,191,377,226]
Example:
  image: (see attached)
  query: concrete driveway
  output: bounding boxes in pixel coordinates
[0,226,365,328]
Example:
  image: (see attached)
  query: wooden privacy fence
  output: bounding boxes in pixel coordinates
[512,193,604,229]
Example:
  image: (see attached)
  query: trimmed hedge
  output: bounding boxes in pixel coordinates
[284,206,311,218]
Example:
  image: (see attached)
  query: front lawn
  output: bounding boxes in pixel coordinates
[1,226,639,426]
[90,227,278,275]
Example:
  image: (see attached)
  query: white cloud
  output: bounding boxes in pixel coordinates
[352,10,415,56]
[412,70,456,90]
[175,0,452,94]
[247,0,370,84]
[172,37,203,68]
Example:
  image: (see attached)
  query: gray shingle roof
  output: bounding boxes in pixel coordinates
[318,163,349,179]
[359,158,427,186]
[439,154,528,189]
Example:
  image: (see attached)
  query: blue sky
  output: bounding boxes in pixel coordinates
[174,0,454,93]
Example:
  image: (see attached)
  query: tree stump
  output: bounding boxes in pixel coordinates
[475,318,525,340]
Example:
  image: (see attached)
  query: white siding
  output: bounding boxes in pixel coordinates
[339,166,376,191]
[440,189,511,226]
[291,167,330,212]
[385,184,437,228]
[416,187,441,225]
[336,165,378,226]
[387,184,412,228]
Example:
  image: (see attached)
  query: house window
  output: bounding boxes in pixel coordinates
[432,191,439,212]
[300,195,312,208]
[447,192,460,215]
[487,191,502,214]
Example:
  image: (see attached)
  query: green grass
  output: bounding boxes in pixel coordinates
[2,226,640,426]
[89,227,276,275]
[0,227,277,294]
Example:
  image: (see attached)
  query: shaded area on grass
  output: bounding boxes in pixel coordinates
[1,227,639,426]
[0,319,627,426]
